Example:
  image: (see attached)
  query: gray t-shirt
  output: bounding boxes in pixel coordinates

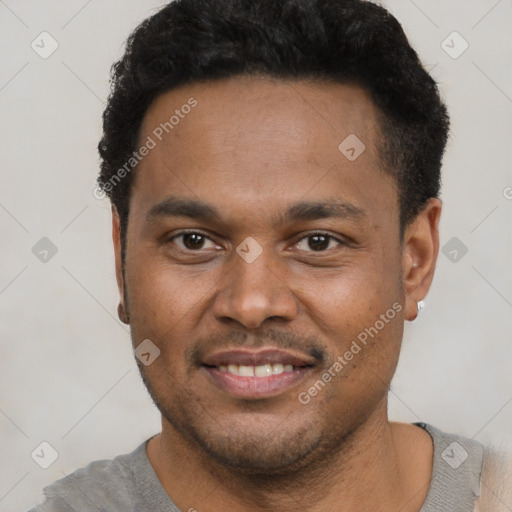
[28,423,483,511]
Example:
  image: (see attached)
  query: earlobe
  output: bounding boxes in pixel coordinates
[402,198,442,321]
[117,302,130,324]
[112,207,129,324]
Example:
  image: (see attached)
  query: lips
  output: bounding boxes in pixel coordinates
[217,363,294,377]
[201,348,315,399]
[202,348,316,367]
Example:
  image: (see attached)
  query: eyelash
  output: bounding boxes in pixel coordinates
[167,230,345,252]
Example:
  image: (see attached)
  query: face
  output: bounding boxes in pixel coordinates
[113,76,438,473]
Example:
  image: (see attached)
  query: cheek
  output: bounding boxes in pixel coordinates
[124,250,219,352]
[307,311,403,423]
[295,257,404,388]
[127,242,214,305]
[296,257,402,334]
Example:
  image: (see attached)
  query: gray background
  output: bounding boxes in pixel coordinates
[1,1,511,511]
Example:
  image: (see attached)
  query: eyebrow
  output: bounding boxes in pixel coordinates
[282,199,366,223]
[146,196,366,225]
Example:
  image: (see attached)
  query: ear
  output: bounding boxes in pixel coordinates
[112,206,129,324]
[402,198,442,321]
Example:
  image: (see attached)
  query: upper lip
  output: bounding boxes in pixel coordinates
[202,348,316,368]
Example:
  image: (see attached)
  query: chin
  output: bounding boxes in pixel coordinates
[162,399,329,473]
[193,426,324,473]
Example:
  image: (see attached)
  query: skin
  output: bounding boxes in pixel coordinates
[112,75,441,511]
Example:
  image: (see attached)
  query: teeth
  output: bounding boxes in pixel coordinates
[238,365,254,377]
[254,363,272,377]
[272,363,284,374]
[217,363,296,377]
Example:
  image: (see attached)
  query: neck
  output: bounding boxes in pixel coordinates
[146,402,433,512]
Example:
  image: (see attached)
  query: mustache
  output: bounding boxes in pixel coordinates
[186,327,328,367]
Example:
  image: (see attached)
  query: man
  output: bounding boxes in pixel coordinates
[28,0,510,511]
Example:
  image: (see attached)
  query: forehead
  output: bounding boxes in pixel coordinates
[131,76,396,224]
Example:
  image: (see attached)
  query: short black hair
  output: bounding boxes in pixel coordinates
[98,0,449,249]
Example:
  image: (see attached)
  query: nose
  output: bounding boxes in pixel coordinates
[212,248,298,329]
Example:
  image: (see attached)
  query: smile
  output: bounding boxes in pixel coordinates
[201,348,316,399]
[217,363,294,377]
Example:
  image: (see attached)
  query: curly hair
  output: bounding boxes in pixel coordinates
[98,0,449,249]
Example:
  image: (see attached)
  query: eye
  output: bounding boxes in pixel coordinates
[170,231,219,251]
[295,233,343,252]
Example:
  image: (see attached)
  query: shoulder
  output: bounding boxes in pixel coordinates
[474,442,512,512]
[415,422,483,511]
[417,423,512,512]
[27,440,150,512]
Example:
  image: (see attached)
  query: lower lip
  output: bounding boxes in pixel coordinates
[202,366,312,399]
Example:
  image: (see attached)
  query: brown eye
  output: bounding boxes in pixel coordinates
[171,232,218,251]
[296,233,342,252]
[183,233,205,250]
[308,235,329,251]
